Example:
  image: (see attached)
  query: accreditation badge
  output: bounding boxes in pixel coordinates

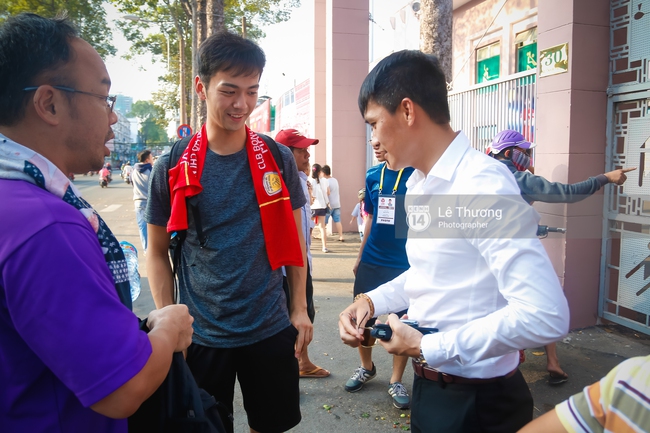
[376,194,396,225]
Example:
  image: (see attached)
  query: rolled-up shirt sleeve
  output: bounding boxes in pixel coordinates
[367,269,411,317]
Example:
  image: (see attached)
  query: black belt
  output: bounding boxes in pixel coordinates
[412,359,517,385]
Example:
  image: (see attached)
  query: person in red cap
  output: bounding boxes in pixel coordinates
[276,128,331,378]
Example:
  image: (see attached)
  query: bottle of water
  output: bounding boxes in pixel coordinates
[120,241,141,302]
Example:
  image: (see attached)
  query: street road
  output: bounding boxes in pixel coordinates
[79,172,650,433]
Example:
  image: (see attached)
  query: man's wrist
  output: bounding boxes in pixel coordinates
[417,345,426,364]
[354,293,375,318]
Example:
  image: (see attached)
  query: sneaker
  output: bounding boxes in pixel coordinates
[322,248,329,253]
[388,382,411,409]
[344,364,377,392]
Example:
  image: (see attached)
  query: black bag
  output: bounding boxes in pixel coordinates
[128,320,228,433]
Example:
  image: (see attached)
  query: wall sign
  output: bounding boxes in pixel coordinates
[539,43,569,77]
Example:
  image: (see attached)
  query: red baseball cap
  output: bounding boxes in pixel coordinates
[275,129,319,149]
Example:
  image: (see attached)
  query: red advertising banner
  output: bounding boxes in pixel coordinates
[249,99,271,133]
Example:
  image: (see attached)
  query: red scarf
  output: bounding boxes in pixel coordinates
[167,125,303,270]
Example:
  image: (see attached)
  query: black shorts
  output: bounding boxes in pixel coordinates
[186,326,301,433]
[353,261,408,326]
[312,208,327,217]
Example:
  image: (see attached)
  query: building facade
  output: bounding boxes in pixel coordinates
[114,94,133,116]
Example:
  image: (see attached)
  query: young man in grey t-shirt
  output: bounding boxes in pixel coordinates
[145,31,311,433]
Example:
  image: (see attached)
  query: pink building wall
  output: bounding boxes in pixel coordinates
[536,0,610,329]
[312,0,327,160]
[320,0,369,231]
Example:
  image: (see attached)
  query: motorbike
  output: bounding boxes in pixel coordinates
[99,173,112,188]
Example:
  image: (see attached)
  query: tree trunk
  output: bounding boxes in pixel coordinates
[190,0,205,131]
[419,0,453,83]
[169,3,188,126]
[178,30,187,125]
[189,0,226,131]
[206,0,225,35]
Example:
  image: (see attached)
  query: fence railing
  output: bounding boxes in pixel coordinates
[448,70,537,153]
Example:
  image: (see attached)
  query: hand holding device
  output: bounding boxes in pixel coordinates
[370,320,438,341]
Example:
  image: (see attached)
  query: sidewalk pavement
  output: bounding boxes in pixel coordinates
[88,176,650,433]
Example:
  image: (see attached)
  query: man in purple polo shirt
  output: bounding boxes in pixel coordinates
[0,13,194,432]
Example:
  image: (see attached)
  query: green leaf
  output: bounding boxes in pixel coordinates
[0,0,116,57]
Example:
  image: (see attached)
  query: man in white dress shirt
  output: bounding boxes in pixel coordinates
[338,50,570,433]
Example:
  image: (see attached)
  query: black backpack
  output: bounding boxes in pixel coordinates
[166,133,285,287]
[128,320,228,433]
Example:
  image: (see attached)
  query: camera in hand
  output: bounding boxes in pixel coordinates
[370,320,438,341]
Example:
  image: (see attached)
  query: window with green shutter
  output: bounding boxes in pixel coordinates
[516,28,537,72]
[476,42,500,83]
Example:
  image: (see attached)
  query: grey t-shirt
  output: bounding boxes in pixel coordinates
[146,142,306,348]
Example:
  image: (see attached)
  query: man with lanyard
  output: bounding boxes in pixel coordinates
[0,13,193,431]
[145,31,312,433]
[488,129,635,386]
[338,50,569,432]
[345,144,414,409]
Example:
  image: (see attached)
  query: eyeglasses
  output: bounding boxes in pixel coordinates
[23,85,117,112]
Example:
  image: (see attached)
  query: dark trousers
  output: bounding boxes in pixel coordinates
[411,369,533,433]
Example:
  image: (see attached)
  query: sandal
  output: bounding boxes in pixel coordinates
[300,366,330,378]
[548,372,569,385]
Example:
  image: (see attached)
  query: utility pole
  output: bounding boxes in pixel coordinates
[172,18,187,125]
[242,15,247,38]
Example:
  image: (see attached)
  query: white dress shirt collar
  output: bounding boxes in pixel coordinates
[407,131,470,187]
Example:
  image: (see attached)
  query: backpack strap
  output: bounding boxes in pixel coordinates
[166,136,198,296]
[166,132,286,289]
[257,133,285,178]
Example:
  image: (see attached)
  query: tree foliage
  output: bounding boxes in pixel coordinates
[0,0,116,57]
[129,100,169,144]
[138,118,169,144]
[224,0,300,41]
[110,0,301,129]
